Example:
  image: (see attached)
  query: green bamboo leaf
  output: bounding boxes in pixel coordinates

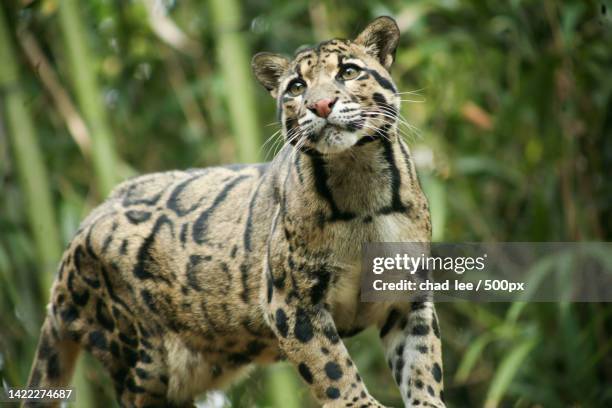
[0,5,61,294]
[58,0,119,196]
[484,338,537,408]
[505,301,528,325]
[209,0,261,163]
[420,174,446,242]
[517,255,557,302]
[455,333,494,383]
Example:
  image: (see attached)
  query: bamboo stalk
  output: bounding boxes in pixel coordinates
[18,29,92,159]
[0,5,60,294]
[58,0,118,196]
[209,0,261,163]
[143,0,202,57]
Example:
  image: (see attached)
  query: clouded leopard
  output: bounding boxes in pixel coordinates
[26,16,445,408]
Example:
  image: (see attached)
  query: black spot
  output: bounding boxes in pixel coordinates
[110,341,121,358]
[84,228,99,261]
[239,263,251,302]
[372,92,387,107]
[179,223,188,247]
[139,350,152,364]
[323,325,340,344]
[101,233,113,254]
[71,288,90,307]
[380,309,400,337]
[186,255,208,291]
[394,368,402,384]
[326,386,340,399]
[100,265,130,310]
[324,361,343,380]
[298,362,313,384]
[135,368,149,379]
[294,308,314,343]
[125,210,151,224]
[119,332,139,348]
[412,324,430,336]
[266,272,273,303]
[166,175,207,216]
[60,305,79,323]
[46,353,60,378]
[211,365,222,378]
[338,327,365,338]
[246,340,267,357]
[123,346,138,367]
[396,343,405,356]
[88,331,107,350]
[432,315,440,338]
[427,385,435,397]
[394,357,405,384]
[140,289,158,313]
[228,352,251,365]
[119,239,128,255]
[310,267,331,304]
[133,215,174,283]
[126,377,145,393]
[96,300,115,331]
[122,180,163,207]
[415,379,423,389]
[243,179,264,251]
[432,362,442,382]
[275,308,289,337]
[417,345,428,354]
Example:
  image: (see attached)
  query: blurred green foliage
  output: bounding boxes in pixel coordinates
[1,0,611,407]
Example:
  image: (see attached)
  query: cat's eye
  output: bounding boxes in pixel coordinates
[339,65,361,80]
[287,80,306,96]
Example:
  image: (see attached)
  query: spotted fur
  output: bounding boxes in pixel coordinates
[26,17,445,408]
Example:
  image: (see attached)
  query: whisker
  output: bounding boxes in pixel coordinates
[360,112,421,140]
[394,88,426,96]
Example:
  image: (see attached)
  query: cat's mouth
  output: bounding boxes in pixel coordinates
[319,120,363,137]
[315,125,360,154]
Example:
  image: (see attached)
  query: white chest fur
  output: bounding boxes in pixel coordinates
[327,212,418,329]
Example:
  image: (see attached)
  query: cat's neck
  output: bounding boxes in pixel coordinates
[279,129,418,221]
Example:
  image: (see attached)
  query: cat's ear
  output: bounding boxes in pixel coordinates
[354,16,400,70]
[251,52,290,97]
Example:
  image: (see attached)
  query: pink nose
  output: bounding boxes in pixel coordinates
[309,98,337,118]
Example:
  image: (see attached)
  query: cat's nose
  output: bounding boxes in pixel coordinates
[308,98,337,118]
